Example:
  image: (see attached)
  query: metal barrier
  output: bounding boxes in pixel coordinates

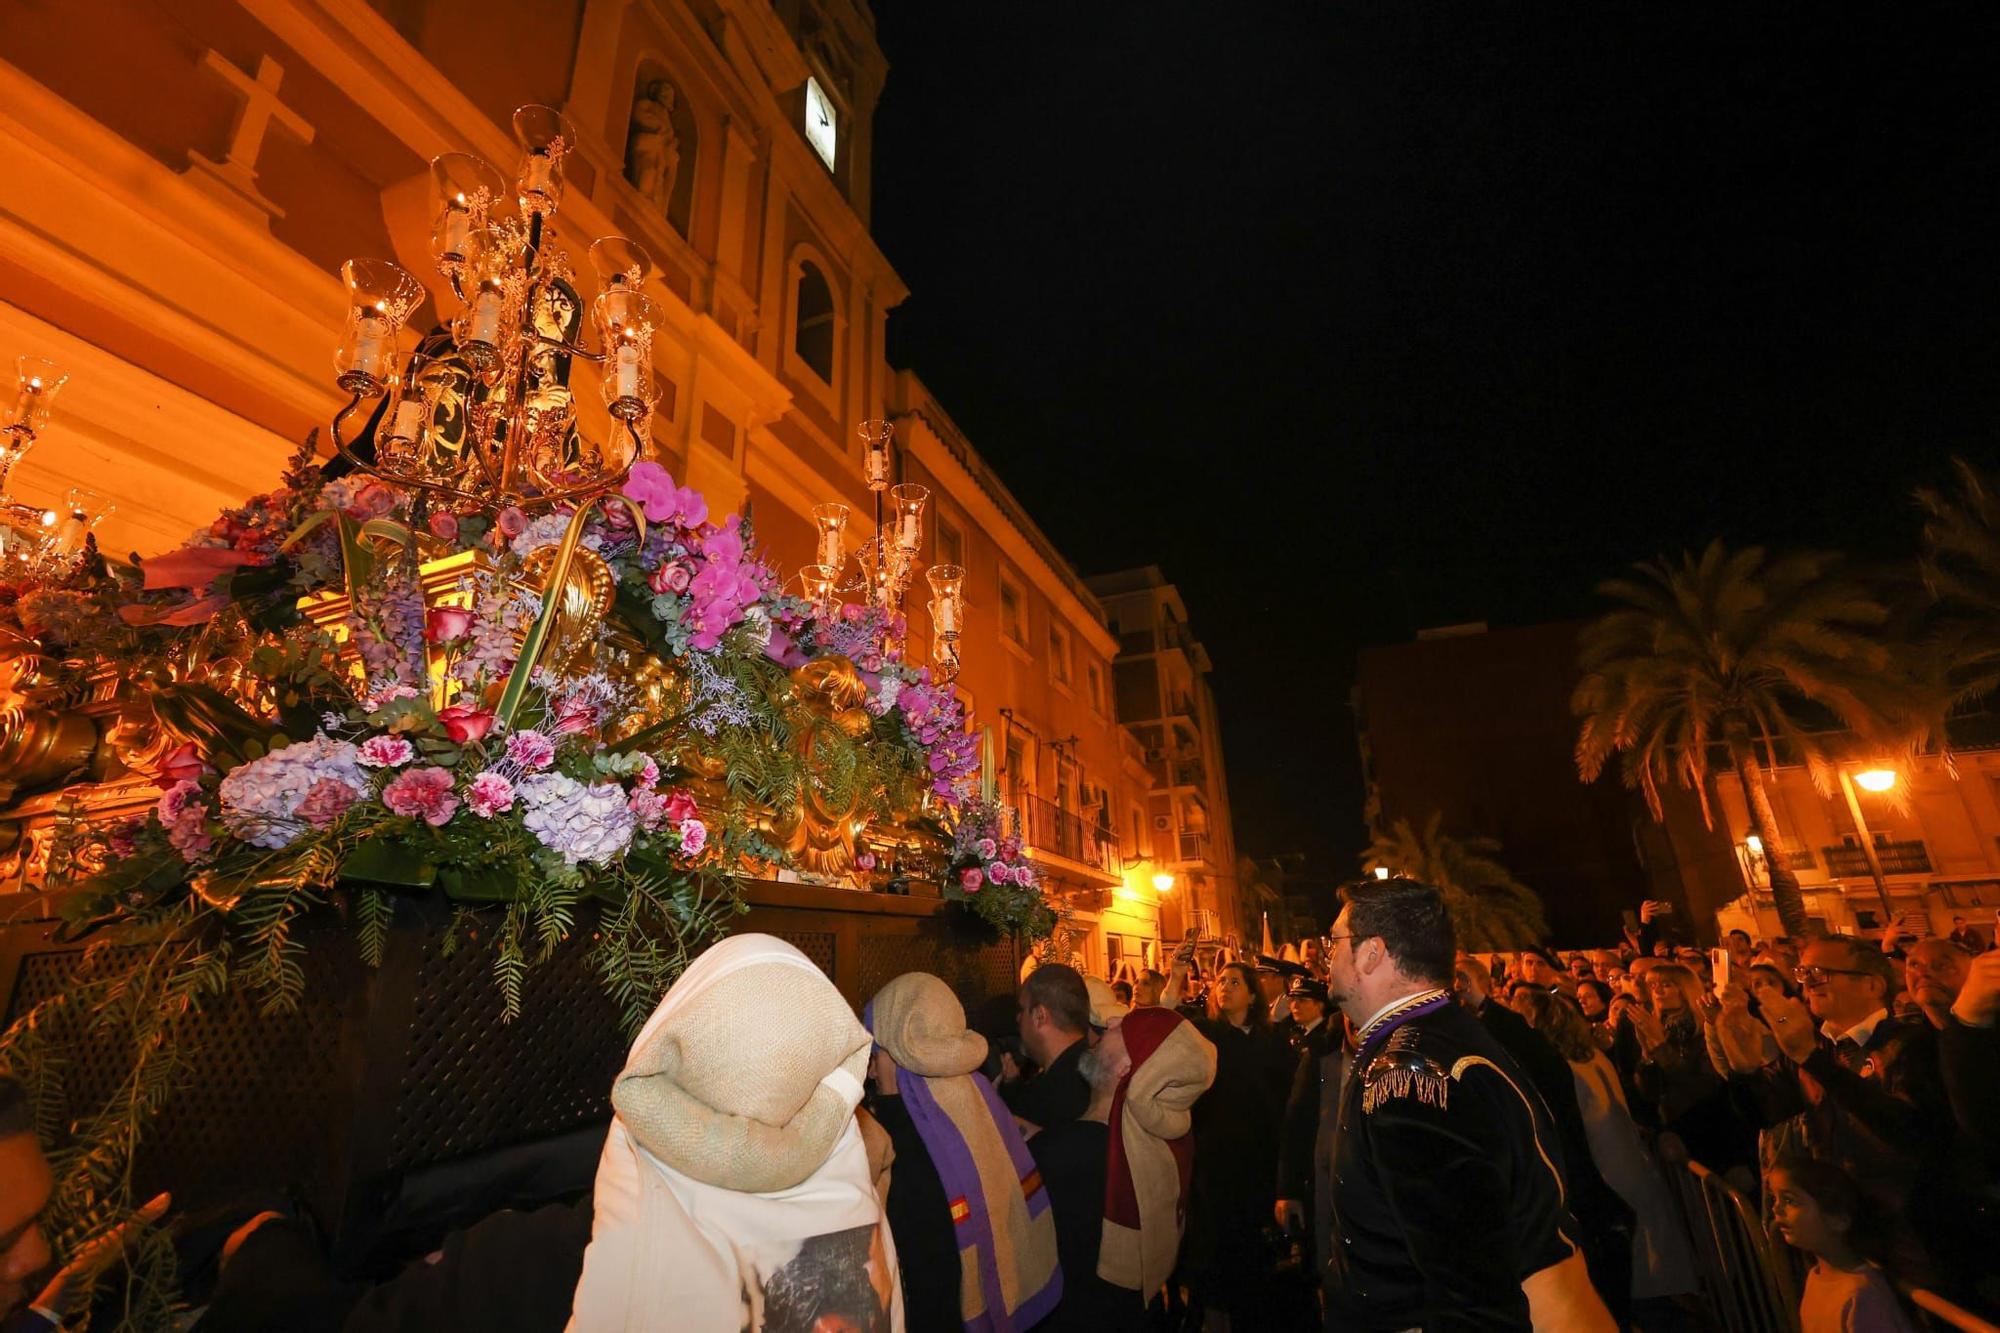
[1662,1156,1998,1333]
[1663,1157,1800,1332]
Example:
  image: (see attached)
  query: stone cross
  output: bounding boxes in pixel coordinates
[185,51,316,226]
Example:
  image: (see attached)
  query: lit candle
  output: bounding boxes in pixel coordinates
[930,596,960,634]
[350,310,390,380]
[469,288,504,346]
[612,338,644,404]
[441,207,472,260]
[866,440,891,489]
[389,396,425,444]
[899,509,921,551]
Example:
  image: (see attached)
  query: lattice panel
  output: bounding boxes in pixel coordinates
[855,933,1016,1015]
[6,934,355,1214]
[771,930,837,980]
[386,924,628,1170]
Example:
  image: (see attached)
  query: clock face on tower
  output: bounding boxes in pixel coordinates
[804,76,838,170]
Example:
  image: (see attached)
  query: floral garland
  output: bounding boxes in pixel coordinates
[943,796,1055,940]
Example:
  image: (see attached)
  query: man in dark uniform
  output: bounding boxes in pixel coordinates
[1275,976,1341,1315]
[1323,877,1612,1332]
[1256,955,1300,1046]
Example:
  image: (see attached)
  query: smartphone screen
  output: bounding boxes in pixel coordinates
[1712,947,1730,993]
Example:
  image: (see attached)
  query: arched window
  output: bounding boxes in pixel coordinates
[793,261,835,382]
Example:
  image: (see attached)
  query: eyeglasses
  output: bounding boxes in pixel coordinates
[1794,965,1870,985]
[1324,934,1358,949]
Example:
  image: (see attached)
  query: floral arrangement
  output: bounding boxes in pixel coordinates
[942,796,1056,941]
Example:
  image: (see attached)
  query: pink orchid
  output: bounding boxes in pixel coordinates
[382,766,459,825]
[624,462,709,530]
[119,594,232,627]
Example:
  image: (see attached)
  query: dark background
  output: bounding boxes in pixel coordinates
[869,2,2000,872]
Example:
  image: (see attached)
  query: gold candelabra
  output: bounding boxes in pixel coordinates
[329,105,663,513]
[803,419,965,683]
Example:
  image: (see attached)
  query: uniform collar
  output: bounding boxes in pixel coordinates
[1356,988,1453,1048]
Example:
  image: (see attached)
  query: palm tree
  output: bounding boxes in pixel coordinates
[1573,540,1938,938]
[1363,813,1549,950]
[1916,457,2000,705]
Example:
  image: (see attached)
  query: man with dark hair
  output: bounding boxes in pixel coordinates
[1725,928,1757,972]
[1323,879,1612,1331]
[1002,963,1092,1132]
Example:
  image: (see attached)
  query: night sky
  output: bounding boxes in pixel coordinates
[868,2,2000,870]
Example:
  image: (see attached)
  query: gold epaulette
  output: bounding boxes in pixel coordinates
[1361,1025,1450,1114]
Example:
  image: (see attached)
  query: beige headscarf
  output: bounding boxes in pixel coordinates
[568,934,902,1331]
[1099,1007,1217,1296]
[866,973,1062,1331]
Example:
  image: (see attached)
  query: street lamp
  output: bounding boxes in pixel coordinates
[1835,766,1897,924]
[1151,872,1176,894]
[1373,866,1391,880]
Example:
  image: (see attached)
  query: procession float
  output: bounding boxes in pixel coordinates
[0,107,1052,1320]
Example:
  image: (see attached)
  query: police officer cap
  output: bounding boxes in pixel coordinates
[1287,976,1329,1004]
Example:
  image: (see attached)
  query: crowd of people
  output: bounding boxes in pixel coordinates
[0,886,1996,1330]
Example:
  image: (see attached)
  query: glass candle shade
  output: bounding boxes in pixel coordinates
[7,357,67,438]
[856,541,890,611]
[335,259,425,393]
[512,105,576,215]
[588,237,655,314]
[931,632,961,683]
[48,486,109,557]
[889,482,928,554]
[811,502,849,571]
[454,232,512,373]
[801,563,839,613]
[859,419,894,491]
[926,563,964,634]
[429,152,508,280]
[592,290,662,421]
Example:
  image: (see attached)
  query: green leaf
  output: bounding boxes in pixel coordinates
[438,864,523,902]
[340,840,437,889]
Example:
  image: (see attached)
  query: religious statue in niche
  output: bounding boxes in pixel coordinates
[626,79,682,224]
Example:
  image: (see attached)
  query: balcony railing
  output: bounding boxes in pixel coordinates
[1171,759,1205,788]
[1177,830,1210,864]
[1018,793,1120,875]
[1821,840,1932,877]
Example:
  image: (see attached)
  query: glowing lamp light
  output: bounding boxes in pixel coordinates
[1853,769,1897,793]
[1373,866,1391,880]
[1151,872,1175,894]
[1744,833,1764,854]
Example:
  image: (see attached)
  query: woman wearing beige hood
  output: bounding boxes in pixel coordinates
[568,934,902,1332]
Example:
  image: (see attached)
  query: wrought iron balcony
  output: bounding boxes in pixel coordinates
[1177,830,1210,864]
[1821,840,1932,877]
[1018,793,1120,875]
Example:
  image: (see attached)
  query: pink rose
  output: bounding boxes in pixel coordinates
[855,851,877,871]
[357,735,415,768]
[677,817,707,856]
[467,771,515,818]
[959,867,984,893]
[976,837,997,861]
[504,729,555,770]
[152,741,210,789]
[347,482,397,520]
[296,778,358,827]
[428,510,460,541]
[382,766,459,826]
[496,506,529,539]
[647,560,695,596]
[437,703,495,745]
[662,789,697,824]
[425,606,473,643]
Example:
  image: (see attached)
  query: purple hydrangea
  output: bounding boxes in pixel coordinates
[216,736,367,849]
[518,772,636,865]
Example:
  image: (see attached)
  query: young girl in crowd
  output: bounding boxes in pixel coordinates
[1769,1156,1916,1332]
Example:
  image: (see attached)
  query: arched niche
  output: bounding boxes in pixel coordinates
[623,62,697,236]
